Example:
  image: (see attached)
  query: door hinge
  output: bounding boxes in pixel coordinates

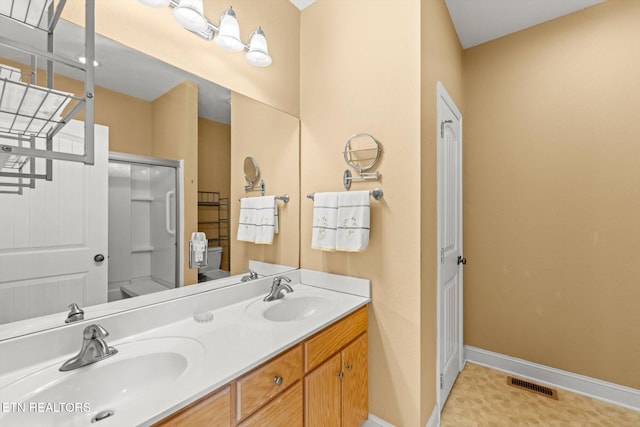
[440,248,444,264]
[440,373,444,389]
[440,119,453,138]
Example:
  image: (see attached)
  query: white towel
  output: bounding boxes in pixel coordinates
[336,191,370,252]
[254,196,278,245]
[237,197,257,242]
[311,192,338,251]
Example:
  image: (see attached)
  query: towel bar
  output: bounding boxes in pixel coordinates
[238,194,289,203]
[307,188,383,201]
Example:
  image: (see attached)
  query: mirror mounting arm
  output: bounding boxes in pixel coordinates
[244,178,265,196]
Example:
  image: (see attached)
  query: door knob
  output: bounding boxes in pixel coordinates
[457,256,467,265]
[94,254,105,263]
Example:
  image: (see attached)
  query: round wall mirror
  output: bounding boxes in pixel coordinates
[343,133,382,172]
[243,156,260,185]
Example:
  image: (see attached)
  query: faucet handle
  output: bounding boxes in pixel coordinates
[83,324,109,340]
[65,303,84,324]
[278,276,292,283]
[242,268,259,279]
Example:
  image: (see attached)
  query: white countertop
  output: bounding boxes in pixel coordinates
[0,270,370,426]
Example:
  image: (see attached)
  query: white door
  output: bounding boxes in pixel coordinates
[437,82,464,406]
[0,120,109,325]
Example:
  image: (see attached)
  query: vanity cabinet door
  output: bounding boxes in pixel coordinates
[304,306,367,373]
[304,353,342,427]
[342,333,368,427]
[153,385,231,427]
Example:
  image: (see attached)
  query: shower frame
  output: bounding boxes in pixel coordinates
[108,151,182,289]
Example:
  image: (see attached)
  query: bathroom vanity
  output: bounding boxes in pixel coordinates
[0,269,370,427]
[156,306,367,427]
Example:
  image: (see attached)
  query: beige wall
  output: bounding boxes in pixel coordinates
[151,81,199,286]
[62,0,300,116]
[463,0,640,389]
[230,92,300,275]
[301,1,422,425]
[198,118,231,269]
[420,0,463,423]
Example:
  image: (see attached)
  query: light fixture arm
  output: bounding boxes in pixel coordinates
[168,1,249,49]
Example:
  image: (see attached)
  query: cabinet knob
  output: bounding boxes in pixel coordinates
[273,376,283,386]
[337,372,344,379]
[346,364,353,371]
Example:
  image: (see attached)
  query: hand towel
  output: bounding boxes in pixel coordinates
[336,191,370,252]
[254,196,278,244]
[237,197,257,242]
[311,192,338,251]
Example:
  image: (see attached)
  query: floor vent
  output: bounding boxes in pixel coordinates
[506,376,559,400]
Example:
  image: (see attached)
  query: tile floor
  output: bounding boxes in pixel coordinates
[440,363,640,426]
[363,363,640,427]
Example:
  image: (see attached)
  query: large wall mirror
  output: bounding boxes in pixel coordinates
[0,18,300,340]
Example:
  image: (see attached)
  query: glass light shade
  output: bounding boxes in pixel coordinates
[245,27,272,67]
[173,0,208,33]
[214,7,244,52]
[137,0,171,7]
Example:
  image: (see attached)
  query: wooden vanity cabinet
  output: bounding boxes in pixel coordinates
[154,306,368,427]
[304,306,368,427]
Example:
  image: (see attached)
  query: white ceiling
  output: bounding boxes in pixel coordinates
[288,0,316,11]
[288,0,606,49]
[0,19,231,124]
[444,0,605,49]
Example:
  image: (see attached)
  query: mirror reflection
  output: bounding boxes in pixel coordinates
[0,18,299,338]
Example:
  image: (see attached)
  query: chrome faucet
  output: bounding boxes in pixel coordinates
[263,276,293,302]
[59,324,118,372]
[65,303,84,323]
[241,269,259,282]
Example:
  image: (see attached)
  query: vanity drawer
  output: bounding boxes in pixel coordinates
[154,385,231,427]
[238,381,303,427]
[236,344,303,421]
[304,306,368,372]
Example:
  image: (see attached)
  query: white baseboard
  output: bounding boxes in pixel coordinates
[367,405,440,427]
[367,414,395,427]
[425,404,440,427]
[465,346,640,411]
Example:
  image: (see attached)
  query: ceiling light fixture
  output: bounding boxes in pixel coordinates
[245,27,272,67]
[214,7,244,52]
[173,0,208,33]
[77,56,101,67]
[137,0,272,67]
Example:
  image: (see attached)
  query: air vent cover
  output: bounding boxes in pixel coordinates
[507,376,558,400]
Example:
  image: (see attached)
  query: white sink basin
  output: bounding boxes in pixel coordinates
[246,293,334,322]
[0,337,204,426]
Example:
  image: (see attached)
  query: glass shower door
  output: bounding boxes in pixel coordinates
[108,154,179,301]
[149,164,177,288]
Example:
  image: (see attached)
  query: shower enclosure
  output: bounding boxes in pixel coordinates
[107,153,180,301]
